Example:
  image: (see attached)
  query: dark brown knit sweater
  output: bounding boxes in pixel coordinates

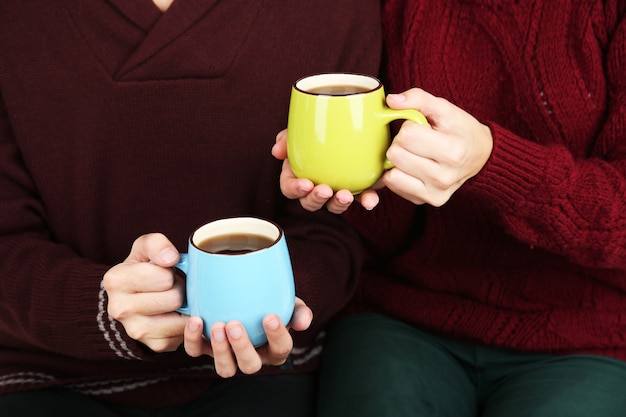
[0,0,380,407]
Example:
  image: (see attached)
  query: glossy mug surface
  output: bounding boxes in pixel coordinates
[287,73,428,193]
[176,217,295,347]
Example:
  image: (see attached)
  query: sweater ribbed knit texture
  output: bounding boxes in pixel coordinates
[0,0,380,408]
[344,0,626,360]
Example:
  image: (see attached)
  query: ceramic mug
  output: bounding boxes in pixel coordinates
[287,73,428,194]
[175,217,295,347]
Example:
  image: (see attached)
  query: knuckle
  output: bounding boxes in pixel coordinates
[399,121,420,137]
[130,234,150,253]
[426,192,450,208]
[102,269,123,292]
[217,366,236,378]
[272,343,293,360]
[447,147,467,166]
[302,200,322,212]
[268,354,289,367]
[132,232,168,254]
[147,339,178,353]
[106,299,130,320]
[124,325,147,342]
[121,318,157,345]
[184,346,199,357]
[160,288,183,311]
[435,172,456,189]
[106,303,122,320]
[385,145,401,162]
[239,360,262,375]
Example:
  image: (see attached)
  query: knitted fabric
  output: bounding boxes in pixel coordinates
[344,0,626,360]
[0,0,379,407]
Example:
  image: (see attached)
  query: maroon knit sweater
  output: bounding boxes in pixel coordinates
[345,0,626,360]
[0,0,380,408]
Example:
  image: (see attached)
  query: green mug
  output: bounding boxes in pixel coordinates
[287,73,428,194]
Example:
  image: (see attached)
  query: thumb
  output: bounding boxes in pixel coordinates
[271,129,288,160]
[127,233,180,267]
[386,87,441,123]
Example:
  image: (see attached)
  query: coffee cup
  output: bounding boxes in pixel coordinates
[175,217,295,347]
[287,73,428,194]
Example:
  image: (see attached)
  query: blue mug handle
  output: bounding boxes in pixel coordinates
[175,253,191,315]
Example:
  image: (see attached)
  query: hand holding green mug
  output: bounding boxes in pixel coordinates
[287,73,428,194]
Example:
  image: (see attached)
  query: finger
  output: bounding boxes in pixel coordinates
[388,127,456,194]
[324,189,355,214]
[210,322,238,378]
[103,262,184,294]
[127,233,180,267]
[387,88,449,124]
[354,188,380,211]
[124,312,188,351]
[271,129,288,160]
[184,317,205,357]
[299,184,334,212]
[279,160,315,199]
[103,262,185,320]
[108,284,184,318]
[225,321,262,375]
[388,144,441,182]
[184,317,212,358]
[382,168,431,206]
[393,120,454,165]
[261,314,293,366]
[142,335,185,353]
[288,298,313,332]
[387,123,447,186]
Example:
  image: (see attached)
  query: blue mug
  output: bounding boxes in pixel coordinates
[176,217,295,347]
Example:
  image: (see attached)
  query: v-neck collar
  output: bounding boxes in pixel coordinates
[106,0,162,30]
[106,0,220,78]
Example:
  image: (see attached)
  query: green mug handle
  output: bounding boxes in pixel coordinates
[380,107,429,169]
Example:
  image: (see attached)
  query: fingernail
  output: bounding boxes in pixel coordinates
[212,328,226,342]
[266,317,280,331]
[388,93,405,102]
[187,320,200,332]
[227,325,242,340]
[158,248,178,263]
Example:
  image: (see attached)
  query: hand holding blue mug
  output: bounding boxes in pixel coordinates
[176,217,295,347]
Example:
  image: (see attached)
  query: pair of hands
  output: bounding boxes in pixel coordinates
[102,88,491,378]
[272,88,493,212]
[103,232,312,378]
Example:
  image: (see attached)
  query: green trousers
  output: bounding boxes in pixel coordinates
[317,313,626,417]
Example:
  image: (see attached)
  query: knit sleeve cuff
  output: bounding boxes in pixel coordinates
[463,122,572,212]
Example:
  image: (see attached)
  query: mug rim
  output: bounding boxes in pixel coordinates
[294,72,382,96]
[190,216,283,255]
